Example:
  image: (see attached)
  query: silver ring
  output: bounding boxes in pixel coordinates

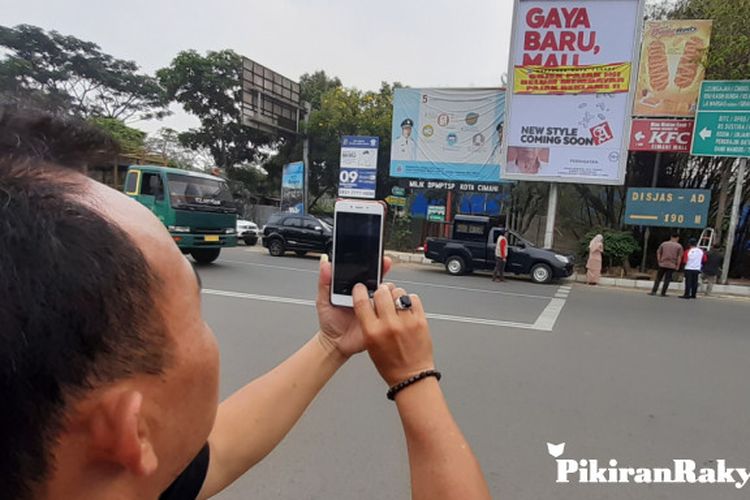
[394,295,412,310]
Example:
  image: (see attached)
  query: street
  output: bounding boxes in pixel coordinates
[204,246,750,500]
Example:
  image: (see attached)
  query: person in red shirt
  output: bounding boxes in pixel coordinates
[492,229,508,282]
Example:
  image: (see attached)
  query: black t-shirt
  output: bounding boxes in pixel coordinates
[160,444,210,500]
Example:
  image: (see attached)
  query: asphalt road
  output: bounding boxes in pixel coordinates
[199,246,750,500]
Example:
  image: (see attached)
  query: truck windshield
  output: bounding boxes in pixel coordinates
[167,173,234,210]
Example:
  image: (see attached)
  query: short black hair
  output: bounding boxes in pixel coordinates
[671,233,680,239]
[0,108,169,499]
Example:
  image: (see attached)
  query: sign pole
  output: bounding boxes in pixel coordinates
[302,102,311,214]
[640,152,662,272]
[544,183,558,248]
[721,157,747,285]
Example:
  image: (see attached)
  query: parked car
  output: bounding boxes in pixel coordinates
[262,213,333,257]
[424,215,574,284]
[236,219,260,246]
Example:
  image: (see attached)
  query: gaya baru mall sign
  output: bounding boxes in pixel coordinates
[629,119,694,153]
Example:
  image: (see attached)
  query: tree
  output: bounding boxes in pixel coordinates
[144,127,213,171]
[299,70,342,110]
[89,117,145,153]
[0,24,168,121]
[157,49,273,177]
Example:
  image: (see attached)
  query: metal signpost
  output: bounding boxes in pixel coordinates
[338,136,379,199]
[691,80,750,283]
[624,188,711,229]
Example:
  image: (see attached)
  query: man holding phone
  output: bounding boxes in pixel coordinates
[0,108,490,500]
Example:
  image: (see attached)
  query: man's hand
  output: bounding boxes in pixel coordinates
[316,255,392,358]
[352,283,434,386]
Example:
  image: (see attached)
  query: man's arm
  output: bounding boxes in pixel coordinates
[197,332,345,499]
[353,284,491,500]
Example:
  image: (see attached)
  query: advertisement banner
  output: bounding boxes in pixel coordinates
[629,119,694,152]
[338,136,379,198]
[389,88,506,183]
[514,62,631,95]
[625,188,711,228]
[280,161,304,213]
[633,20,712,117]
[503,0,643,185]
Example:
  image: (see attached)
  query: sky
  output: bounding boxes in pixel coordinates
[3,0,515,134]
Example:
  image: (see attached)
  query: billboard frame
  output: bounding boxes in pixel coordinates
[241,57,304,136]
[501,0,645,186]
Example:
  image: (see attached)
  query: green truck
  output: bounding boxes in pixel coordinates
[123,165,238,264]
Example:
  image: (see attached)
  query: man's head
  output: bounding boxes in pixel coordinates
[688,237,698,247]
[401,118,413,139]
[670,233,680,242]
[0,107,220,498]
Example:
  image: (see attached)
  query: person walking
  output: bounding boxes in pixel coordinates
[586,234,604,285]
[702,246,723,296]
[649,233,683,297]
[492,229,508,282]
[681,238,707,299]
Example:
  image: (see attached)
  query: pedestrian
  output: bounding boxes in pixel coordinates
[0,108,492,500]
[649,233,683,297]
[586,234,604,285]
[492,229,508,282]
[680,238,707,299]
[702,245,723,296]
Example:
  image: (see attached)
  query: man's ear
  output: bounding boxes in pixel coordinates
[88,390,158,477]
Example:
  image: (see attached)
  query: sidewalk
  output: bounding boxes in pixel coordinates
[384,250,750,298]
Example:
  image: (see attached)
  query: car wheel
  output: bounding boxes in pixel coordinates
[190,248,221,264]
[445,255,467,276]
[268,239,285,256]
[295,250,307,257]
[530,263,552,284]
[243,236,258,246]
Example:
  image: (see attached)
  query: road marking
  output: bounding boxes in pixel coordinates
[219,259,553,300]
[202,286,570,332]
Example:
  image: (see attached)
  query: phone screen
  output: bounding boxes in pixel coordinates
[333,211,382,295]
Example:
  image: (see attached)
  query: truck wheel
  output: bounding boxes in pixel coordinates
[268,239,285,256]
[243,236,258,246]
[191,248,221,264]
[530,263,552,284]
[445,255,467,276]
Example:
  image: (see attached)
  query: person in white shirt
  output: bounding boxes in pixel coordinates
[680,238,707,299]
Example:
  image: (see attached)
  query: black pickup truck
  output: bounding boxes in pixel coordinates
[424,215,574,284]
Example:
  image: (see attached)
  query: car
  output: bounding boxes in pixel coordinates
[424,214,574,284]
[236,219,260,246]
[262,213,333,257]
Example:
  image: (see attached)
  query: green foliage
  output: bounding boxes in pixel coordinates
[0,24,168,120]
[299,70,342,110]
[581,228,641,267]
[89,117,145,153]
[144,127,213,171]
[157,49,273,172]
[385,214,414,252]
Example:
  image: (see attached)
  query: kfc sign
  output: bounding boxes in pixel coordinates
[629,119,694,153]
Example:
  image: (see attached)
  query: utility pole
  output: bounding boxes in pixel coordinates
[721,157,747,284]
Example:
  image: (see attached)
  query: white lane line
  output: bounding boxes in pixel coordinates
[219,259,552,300]
[202,288,552,332]
[533,284,571,331]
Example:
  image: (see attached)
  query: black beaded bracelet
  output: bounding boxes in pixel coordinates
[387,369,442,401]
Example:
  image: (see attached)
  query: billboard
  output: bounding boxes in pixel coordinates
[503,0,643,185]
[625,188,710,228]
[241,57,303,135]
[633,20,712,117]
[338,136,379,199]
[389,88,506,183]
[629,119,694,152]
[280,161,304,213]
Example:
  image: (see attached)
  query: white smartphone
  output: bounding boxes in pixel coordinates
[330,199,385,307]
